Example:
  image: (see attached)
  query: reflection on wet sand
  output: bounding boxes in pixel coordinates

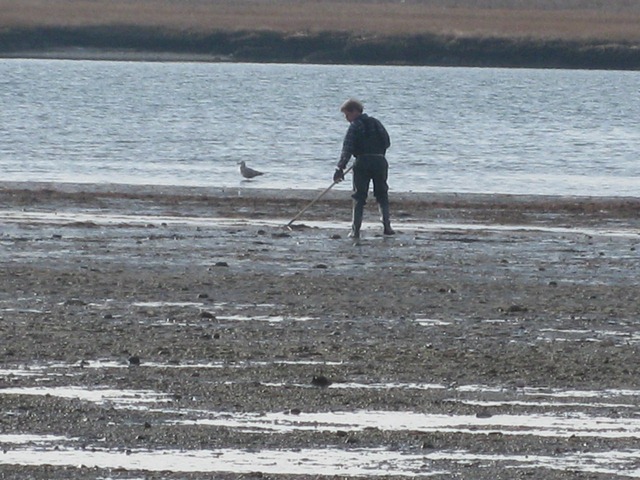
[1,435,639,477]
[2,361,640,476]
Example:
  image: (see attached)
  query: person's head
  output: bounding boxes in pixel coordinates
[340,99,364,122]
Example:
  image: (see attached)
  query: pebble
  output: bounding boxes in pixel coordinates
[476,409,493,418]
[64,299,87,306]
[311,375,332,388]
[506,305,528,313]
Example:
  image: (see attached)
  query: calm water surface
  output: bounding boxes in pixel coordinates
[1,59,638,197]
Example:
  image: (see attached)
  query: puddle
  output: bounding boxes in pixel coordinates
[3,373,640,477]
[447,385,640,410]
[0,442,443,476]
[538,328,640,345]
[416,320,640,347]
[172,409,640,438]
[0,210,236,229]
[520,387,640,399]
[132,301,206,308]
[54,299,317,325]
[261,381,448,392]
[0,367,48,377]
[446,398,638,410]
[456,384,640,399]
[64,359,343,369]
[4,362,640,476]
[1,359,346,377]
[1,209,637,238]
[0,308,48,314]
[415,318,452,326]
[132,301,277,309]
[0,386,170,407]
[4,362,640,411]
[0,437,639,477]
[216,314,317,322]
[412,222,640,239]
[0,434,69,445]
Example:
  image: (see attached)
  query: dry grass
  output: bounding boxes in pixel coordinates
[1,0,640,41]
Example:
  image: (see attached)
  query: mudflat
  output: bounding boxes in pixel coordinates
[1,182,640,478]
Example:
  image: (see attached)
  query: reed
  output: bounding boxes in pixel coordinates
[2,0,640,41]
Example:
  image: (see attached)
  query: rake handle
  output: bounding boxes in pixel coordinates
[285,166,353,228]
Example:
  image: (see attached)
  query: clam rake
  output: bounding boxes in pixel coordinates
[284,166,352,230]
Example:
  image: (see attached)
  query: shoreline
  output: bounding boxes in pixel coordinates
[4,0,640,71]
[0,47,235,64]
[2,28,640,71]
[5,179,640,201]
[4,179,640,199]
[2,181,640,230]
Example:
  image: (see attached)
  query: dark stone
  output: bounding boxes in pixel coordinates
[311,375,332,388]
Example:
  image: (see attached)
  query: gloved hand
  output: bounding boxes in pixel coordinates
[333,168,345,183]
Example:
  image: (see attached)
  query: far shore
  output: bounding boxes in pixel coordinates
[3,0,640,69]
[2,28,640,70]
[0,29,640,70]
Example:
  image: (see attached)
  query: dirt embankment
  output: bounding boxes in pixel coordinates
[2,26,639,70]
[1,0,640,69]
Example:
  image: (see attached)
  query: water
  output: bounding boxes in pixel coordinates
[3,361,640,476]
[1,59,639,197]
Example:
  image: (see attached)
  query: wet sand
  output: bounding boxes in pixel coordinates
[1,181,640,479]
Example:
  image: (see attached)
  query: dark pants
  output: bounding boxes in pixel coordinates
[350,155,392,236]
[351,155,389,206]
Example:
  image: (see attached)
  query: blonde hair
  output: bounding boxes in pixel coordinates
[340,99,364,113]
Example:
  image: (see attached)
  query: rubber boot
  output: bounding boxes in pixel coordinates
[349,202,364,239]
[379,199,395,235]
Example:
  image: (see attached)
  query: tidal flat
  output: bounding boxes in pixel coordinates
[1,182,639,478]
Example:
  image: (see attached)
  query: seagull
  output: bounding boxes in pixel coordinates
[239,161,264,179]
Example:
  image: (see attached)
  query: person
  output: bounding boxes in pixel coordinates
[333,99,395,239]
